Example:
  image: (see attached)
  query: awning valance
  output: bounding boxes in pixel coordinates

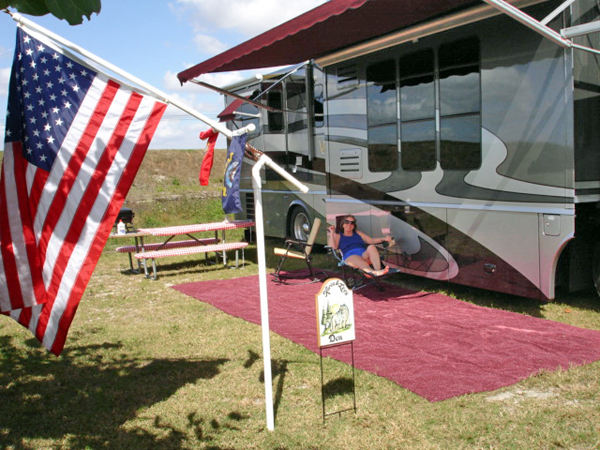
[177,0,477,83]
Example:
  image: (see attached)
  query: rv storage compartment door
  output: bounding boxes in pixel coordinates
[331,148,362,179]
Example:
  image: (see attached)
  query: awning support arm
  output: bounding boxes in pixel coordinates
[481,0,571,47]
[483,0,600,56]
[250,61,309,102]
[190,78,309,115]
[541,0,576,25]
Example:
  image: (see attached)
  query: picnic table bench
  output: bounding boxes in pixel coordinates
[110,231,151,273]
[116,237,220,255]
[135,242,249,279]
[134,219,254,279]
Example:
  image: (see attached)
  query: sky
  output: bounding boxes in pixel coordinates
[0,0,327,149]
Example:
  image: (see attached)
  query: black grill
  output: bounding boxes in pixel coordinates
[114,207,135,231]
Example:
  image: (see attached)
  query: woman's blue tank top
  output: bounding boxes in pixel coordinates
[339,233,365,260]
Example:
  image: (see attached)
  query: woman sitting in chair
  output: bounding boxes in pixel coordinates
[327,215,392,277]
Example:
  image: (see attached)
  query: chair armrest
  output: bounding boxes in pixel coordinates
[377,238,396,259]
[284,237,303,245]
[284,238,313,250]
[325,246,344,264]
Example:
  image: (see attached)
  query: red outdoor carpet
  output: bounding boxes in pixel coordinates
[173,272,600,401]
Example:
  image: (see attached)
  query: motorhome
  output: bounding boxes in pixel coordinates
[179,0,600,301]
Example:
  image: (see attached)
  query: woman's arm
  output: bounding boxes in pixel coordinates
[327,225,340,249]
[357,230,392,245]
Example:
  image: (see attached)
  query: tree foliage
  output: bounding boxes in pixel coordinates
[1,0,101,25]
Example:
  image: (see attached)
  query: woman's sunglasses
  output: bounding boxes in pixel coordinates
[343,220,355,225]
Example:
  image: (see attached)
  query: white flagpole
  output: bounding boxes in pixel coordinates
[252,155,308,431]
[11,12,311,431]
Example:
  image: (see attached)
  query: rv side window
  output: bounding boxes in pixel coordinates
[367,60,398,172]
[573,2,600,181]
[337,64,359,90]
[400,49,436,171]
[286,82,306,111]
[439,37,481,171]
[286,81,307,133]
[267,91,284,133]
[314,84,324,128]
[229,94,260,132]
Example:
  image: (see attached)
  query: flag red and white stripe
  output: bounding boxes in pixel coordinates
[0,26,166,355]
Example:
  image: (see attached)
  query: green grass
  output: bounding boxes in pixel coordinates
[2,150,600,449]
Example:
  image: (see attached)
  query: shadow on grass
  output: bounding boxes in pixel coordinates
[322,377,354,399]
[380,272,595,318]
[134,249,259,280]
[255,358,289,422]
[553,287,600,312]
[0,336,235,449]
[119,239,330,282]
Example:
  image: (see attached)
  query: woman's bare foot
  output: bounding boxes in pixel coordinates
[364,266,389,278]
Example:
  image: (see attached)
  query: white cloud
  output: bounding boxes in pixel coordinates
[0,67,10,131]
[151,107,203,150]
[0,67,10,97]
[194,33,228,55]
[151,101,231,149]
[174,0,327,40]
[163,70,193,92]
[152,69,237,149]
[161,70,227,119]
[0,45,13,60]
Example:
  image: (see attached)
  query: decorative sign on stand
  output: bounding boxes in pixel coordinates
[316,278,358,421]
[316,278,355,347]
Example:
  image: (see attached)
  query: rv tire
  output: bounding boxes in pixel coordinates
[289,207,311,242]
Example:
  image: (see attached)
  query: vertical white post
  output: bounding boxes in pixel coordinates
[252,154,308,431]
[251,156,275,431]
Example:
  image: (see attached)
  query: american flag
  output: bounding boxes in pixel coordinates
[0,27,166,355]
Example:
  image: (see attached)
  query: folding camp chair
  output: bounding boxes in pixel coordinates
[328,241,398,291]
[272,218,323,284]
[327,215,399,291]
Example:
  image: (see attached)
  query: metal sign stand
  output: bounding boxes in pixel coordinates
[319,341,357,423]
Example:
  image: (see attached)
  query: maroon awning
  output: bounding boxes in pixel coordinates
[177,0,477,83]
[217,98,247,122]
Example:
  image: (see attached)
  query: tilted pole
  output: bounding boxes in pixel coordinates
[252,154,309,431]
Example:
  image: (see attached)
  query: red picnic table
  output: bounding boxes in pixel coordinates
[133,219,255,279]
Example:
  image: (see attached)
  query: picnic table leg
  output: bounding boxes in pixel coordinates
[142,257,149,278]
[151,258,158,280]
[127,252,135,272]
[221,229,227,266]
[134,236,145,273]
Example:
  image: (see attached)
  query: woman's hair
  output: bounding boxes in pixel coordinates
[337,214,358,233]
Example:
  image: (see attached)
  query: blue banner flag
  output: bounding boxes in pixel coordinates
[222,135,246,214]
